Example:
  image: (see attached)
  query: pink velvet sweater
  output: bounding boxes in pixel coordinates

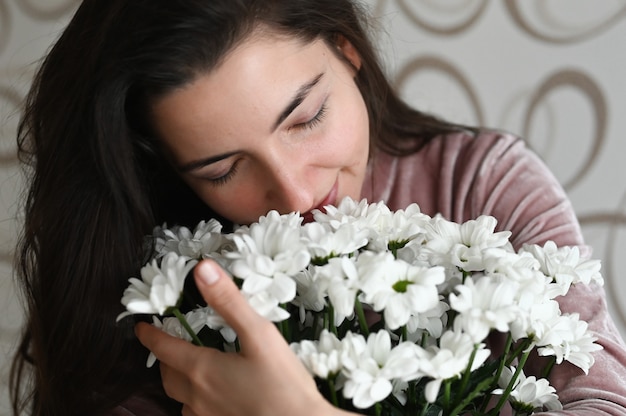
[114,131,626,415]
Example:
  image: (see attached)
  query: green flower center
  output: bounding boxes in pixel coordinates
[393,280,412,293]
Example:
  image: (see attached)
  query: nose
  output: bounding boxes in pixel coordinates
[261,155,315,215]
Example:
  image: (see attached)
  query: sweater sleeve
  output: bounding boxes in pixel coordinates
[366,131,626,415]
[368,131,589,253]
[427,131,588,253]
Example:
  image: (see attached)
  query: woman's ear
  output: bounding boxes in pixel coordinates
[336,36,362,71]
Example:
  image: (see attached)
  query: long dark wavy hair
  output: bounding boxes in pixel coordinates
[10,0,474,414]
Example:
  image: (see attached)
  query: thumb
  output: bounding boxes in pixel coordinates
[194,259,270,348]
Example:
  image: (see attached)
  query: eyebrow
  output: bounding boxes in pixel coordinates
[271,72,324,132]
[178,151,239,173]
[177,73,325,173]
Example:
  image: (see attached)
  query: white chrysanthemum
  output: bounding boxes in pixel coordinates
[313,198,401,249]
[291,329,344,379]
[481,248,537,279]
[492,366,562,412]
[482,249,552,309]
[240,283,292,322]
[535,312,603,374]
[361,203,430,252]
[358,251,445,330]
[419,330,491,403]
[340,331,423,409]
[449,275,520,342]
[405,299,450,339]
[153,219,224,259]
[292,267,327,323]
[423,215,512,272]
[118,252,197,320]
[312,197,373,228]
[509,292,603,373]
[184,304,239,344]
[521,241,603,296]
[315,256,362,326]
[301,221,368,262]
[146,308,209,367]
[227,211,310,284]
[508,300,561,343]
[226,211,310,322]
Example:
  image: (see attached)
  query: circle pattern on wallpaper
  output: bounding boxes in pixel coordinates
[397,0,488,35]
[14,0,79,20]
[394,55,485,126]
[522,69,607,190]
[504,0,626,43]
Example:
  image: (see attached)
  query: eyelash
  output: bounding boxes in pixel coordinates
[293,103,327,131]
[208,159,240,186]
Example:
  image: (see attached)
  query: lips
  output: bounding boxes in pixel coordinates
[302,179,338,223]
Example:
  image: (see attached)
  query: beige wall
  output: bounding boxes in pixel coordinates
[1,0,625,414]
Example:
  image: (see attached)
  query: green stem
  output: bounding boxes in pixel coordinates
[323,306,329,333]
[407,380,416,413]
[328,377,339,407]
[354,297,370,337]
[506,338,531,366]
[496,333,513,381]
[172,308,204,347]
[328,303,337,336]
[479,334,513,413]
[457,344,479,398]
[443,379,452,412]
[279,303,291,342]
[489,348,532,416]
[385,391,407,414]
[450,372,496,416]
[540,356,557,380]
[312,309,321,339]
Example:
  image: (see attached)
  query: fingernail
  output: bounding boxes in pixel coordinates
[197,261,220,286]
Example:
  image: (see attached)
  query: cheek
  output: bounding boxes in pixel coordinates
[335,98,369,160]
[188,182,266,224]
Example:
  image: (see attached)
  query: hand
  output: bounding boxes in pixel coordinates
[135,259,352,416]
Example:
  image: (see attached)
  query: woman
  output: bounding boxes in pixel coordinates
[10,0,626,415]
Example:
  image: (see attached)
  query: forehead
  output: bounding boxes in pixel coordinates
[210,32,329,103]
[151,33,334,149]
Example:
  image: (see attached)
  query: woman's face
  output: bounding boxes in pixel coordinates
[151,32,370,225]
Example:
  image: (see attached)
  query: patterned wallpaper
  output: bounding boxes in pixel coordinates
[0,0,625,414]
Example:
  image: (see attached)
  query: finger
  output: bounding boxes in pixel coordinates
[159,363,193,404]
[181,404,200,416]
[135,321,214,373]
[194,259,272,347]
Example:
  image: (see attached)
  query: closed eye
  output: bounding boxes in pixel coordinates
[206,159,241,186]
[291,103,327,131]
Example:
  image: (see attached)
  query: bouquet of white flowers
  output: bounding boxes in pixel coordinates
[117,198,604,416]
